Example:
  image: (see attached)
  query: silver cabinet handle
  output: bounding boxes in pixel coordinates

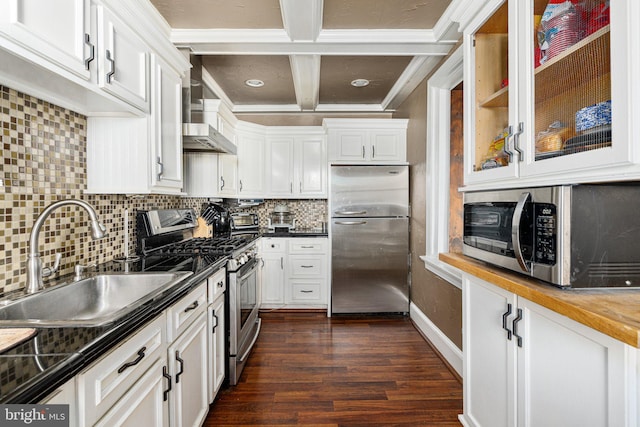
[513,122,524,163]
[183,300,199,312]
[503,125,515,163]
[300,290,313,293]
[300,265,314,268]
[512,308,524,348]
[300,245,314,249]
[502,303,513,340]
[280,257,283,269]
[84,33,95,70]
[299,181,302,193]
[239,180,243,192]
[372,145,375,158]
[105,49,115,83]
[157,157,163,180]
[335,210,367,216]
[335,221,367,225]
[511,192,532,273]
[362,145,365,159]
[290,182,293,194]
[212,309,219,333]
[220,176,225,190]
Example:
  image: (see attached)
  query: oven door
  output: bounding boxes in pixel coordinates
[228,257,261,385]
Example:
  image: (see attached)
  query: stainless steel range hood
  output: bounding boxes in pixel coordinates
[182,52,237,155]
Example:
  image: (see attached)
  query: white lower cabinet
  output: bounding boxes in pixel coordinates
[71,277,223,427]
[461,274,632,427]
[78,313,167,427]
[41,377,78,427]
[167,314,209,427]
[207,268,226,403]
[259,237,328,309]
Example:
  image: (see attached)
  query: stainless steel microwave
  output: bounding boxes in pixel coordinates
[462,184,640,289]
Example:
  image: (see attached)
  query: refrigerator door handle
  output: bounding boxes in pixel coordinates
[334,210,367,216]
[334,220,367,225]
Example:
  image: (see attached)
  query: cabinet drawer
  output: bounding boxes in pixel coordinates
[289,239,327,254]
[289,255,325,277]
[261,238,286,253]
[78,313,166,427]
[207,267,226,304]
[167,281,207,342]
[289,281,323,302]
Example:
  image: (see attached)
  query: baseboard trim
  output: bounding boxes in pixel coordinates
[410,302,463,378]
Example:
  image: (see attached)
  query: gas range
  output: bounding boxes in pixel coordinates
[135,209,258,273]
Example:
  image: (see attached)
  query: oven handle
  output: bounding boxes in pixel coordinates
[511,192,531,273]
[238,318,262,363]
[236,258,258,280]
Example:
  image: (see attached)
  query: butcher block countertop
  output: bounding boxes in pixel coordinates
[440,252,640,348]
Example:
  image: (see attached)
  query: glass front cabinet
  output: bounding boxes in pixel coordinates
[463,0,640,188]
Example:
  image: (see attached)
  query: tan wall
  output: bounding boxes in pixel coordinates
[394,74,463,349]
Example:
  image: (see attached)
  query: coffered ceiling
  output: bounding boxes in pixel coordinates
[149,0,461,124]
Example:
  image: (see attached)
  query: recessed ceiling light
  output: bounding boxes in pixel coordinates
[350,79,370,88]
[245,79,264,88]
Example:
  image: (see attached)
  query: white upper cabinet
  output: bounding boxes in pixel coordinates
[265,129,327,199]
[93,3,149,113]
[0,0,92,80]
[236,123,266,198]
[149,53,182,192]
[324,119,408,164]
[463,0,640,190]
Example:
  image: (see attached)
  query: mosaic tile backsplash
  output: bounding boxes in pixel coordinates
[0,85,327,295]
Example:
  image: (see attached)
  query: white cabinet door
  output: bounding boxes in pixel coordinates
[208,295,226,403]
[237,131,265,197]
[41,378,78,427]
[267,137,295,197]
[517,297,628,427]
[370,130,406,162]
[328,130,367,161]
[95,4,149,112]
[0,0,92,80]
[184,152,219,197]
[296,135,327,197]
[94,359,170,427]
[261,253,285,305]
[462,274,633,427]
[168,315,209,427]
[462,276,516,427]
[218,154,238,197]
[150,54,182,192]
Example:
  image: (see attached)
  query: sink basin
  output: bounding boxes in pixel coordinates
[0,272,193,327]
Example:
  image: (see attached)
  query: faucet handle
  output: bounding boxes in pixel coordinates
[74,263,96,281]
[42,253,62,278]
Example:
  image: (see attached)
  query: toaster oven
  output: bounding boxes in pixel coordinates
[230,213,259,230]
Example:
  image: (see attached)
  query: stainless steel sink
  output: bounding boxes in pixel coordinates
[0,272,193,327]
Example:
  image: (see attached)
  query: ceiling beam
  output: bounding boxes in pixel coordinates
[172,28,457,56]
[383,55,444,110]
[280,0,323,41]
[289,55,321,111]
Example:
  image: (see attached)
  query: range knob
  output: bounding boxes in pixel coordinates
[238,254,247,265]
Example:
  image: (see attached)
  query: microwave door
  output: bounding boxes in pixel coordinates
[512,192,534,273]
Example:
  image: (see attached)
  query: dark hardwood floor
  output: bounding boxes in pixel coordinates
[205,311,463,426]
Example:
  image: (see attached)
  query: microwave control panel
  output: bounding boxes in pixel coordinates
[534,203,556,265]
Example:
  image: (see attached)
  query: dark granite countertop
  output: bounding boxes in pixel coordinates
[0,255,228,403]
[259,228,328,238]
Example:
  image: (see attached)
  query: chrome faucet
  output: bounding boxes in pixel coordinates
[26,199,107,293]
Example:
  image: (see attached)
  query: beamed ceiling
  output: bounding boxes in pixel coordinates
[149,0,461,125]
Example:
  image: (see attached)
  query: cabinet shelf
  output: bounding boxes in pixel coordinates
[478,26,610,110]
[535,25,610,103]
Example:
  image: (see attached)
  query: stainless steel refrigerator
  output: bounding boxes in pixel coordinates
[330,165,410,314]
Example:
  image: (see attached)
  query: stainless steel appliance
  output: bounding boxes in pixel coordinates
[230,212,259,231]
[463,183,640,288]
[267,204,296,231]
[136,209,261,385]
[330,165,410,314]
